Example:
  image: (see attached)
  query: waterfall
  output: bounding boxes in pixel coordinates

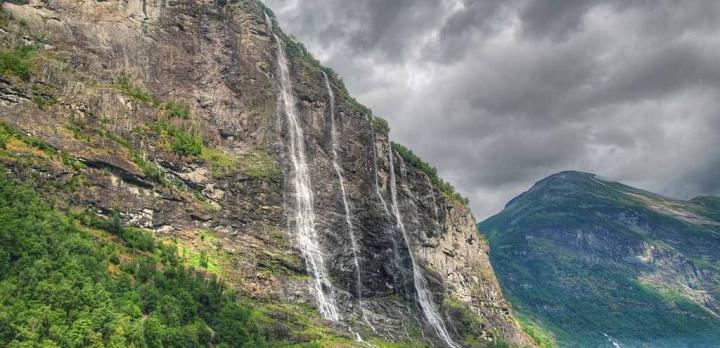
[387,145,459,348]
[323,72,365,311]
[264,11,273,31]
[367,115,392,218]
[273,33,340,321]
[425,175,442,234]
[367,116,404,291]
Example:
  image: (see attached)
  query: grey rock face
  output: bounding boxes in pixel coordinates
[0,0,531,346]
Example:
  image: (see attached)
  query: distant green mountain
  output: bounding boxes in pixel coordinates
[479,171,720,348]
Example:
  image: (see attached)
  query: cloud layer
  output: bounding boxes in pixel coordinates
[265,0,720,219]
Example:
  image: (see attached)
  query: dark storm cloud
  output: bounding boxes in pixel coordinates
[264,0,720,219]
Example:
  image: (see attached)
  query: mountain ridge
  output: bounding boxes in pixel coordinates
[480,170,720,347]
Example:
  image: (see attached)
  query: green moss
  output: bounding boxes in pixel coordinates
[200,147,238,178]
[239,150,281,179]
[0,44,38,79]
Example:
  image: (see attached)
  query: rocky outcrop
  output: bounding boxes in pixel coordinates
[0,1,531,346]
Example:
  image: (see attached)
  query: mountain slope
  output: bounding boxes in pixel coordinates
[0,0,530,347]
[480,171,720,347]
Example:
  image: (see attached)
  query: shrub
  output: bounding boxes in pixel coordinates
[370,116,390,134]
[0,44,38,79]
[118,76,156,103]
[165,101,191,119]
[171,128,203,156]
[131,151,167,185]
[75,209,155,252]
[156,122,203,156]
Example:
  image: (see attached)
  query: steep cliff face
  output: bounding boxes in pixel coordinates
[0,1,530,346]
[480,171,720,347]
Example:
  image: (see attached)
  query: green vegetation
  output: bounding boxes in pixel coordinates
[517,314,556,348]
[0,44,38,79]
[391,142,469,206]
[279,33,372,116]
[442,298,517,348]
[117,76,192,120]
[200,147,238,178]
[74,210,156,252]
[0,122,55,155]
[155,122,203,156]
[31,83,58,108]
[0,169,299,347]
[239,150,281,179]
[480,172,720,347]
[131,150,168,185]
[165,101,191,119]
[370,116,390,134]
[118,75,156,104]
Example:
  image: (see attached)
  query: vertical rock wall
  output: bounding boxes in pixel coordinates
[0,0,532,346]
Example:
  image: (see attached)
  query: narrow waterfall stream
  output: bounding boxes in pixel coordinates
[387,146,460,348]
[367,116,404,281]
[322,72,368,325]
[273,34,340,321]
[367,115,392,217]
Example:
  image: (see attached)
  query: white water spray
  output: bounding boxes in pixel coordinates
[387,145,460,348]
[274,34,340,321]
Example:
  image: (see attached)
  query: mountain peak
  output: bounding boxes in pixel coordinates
[504,170,603,210]
[481,172,720,347]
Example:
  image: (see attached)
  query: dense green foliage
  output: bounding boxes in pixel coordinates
[480,171,720,347]
[0,170,297,347]
[0,44,38,79]
[391,142,469,206]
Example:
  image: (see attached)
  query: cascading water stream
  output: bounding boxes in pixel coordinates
[322,72,368,325]
[425,175,442,234]
[387,145,460,348]
[273,33,340,321]
[367,116,404,286]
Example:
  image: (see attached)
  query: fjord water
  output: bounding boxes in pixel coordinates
[274,34,340,321]
[387,146,460,348]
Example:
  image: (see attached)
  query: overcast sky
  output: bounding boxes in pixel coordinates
[264,0,720,220]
